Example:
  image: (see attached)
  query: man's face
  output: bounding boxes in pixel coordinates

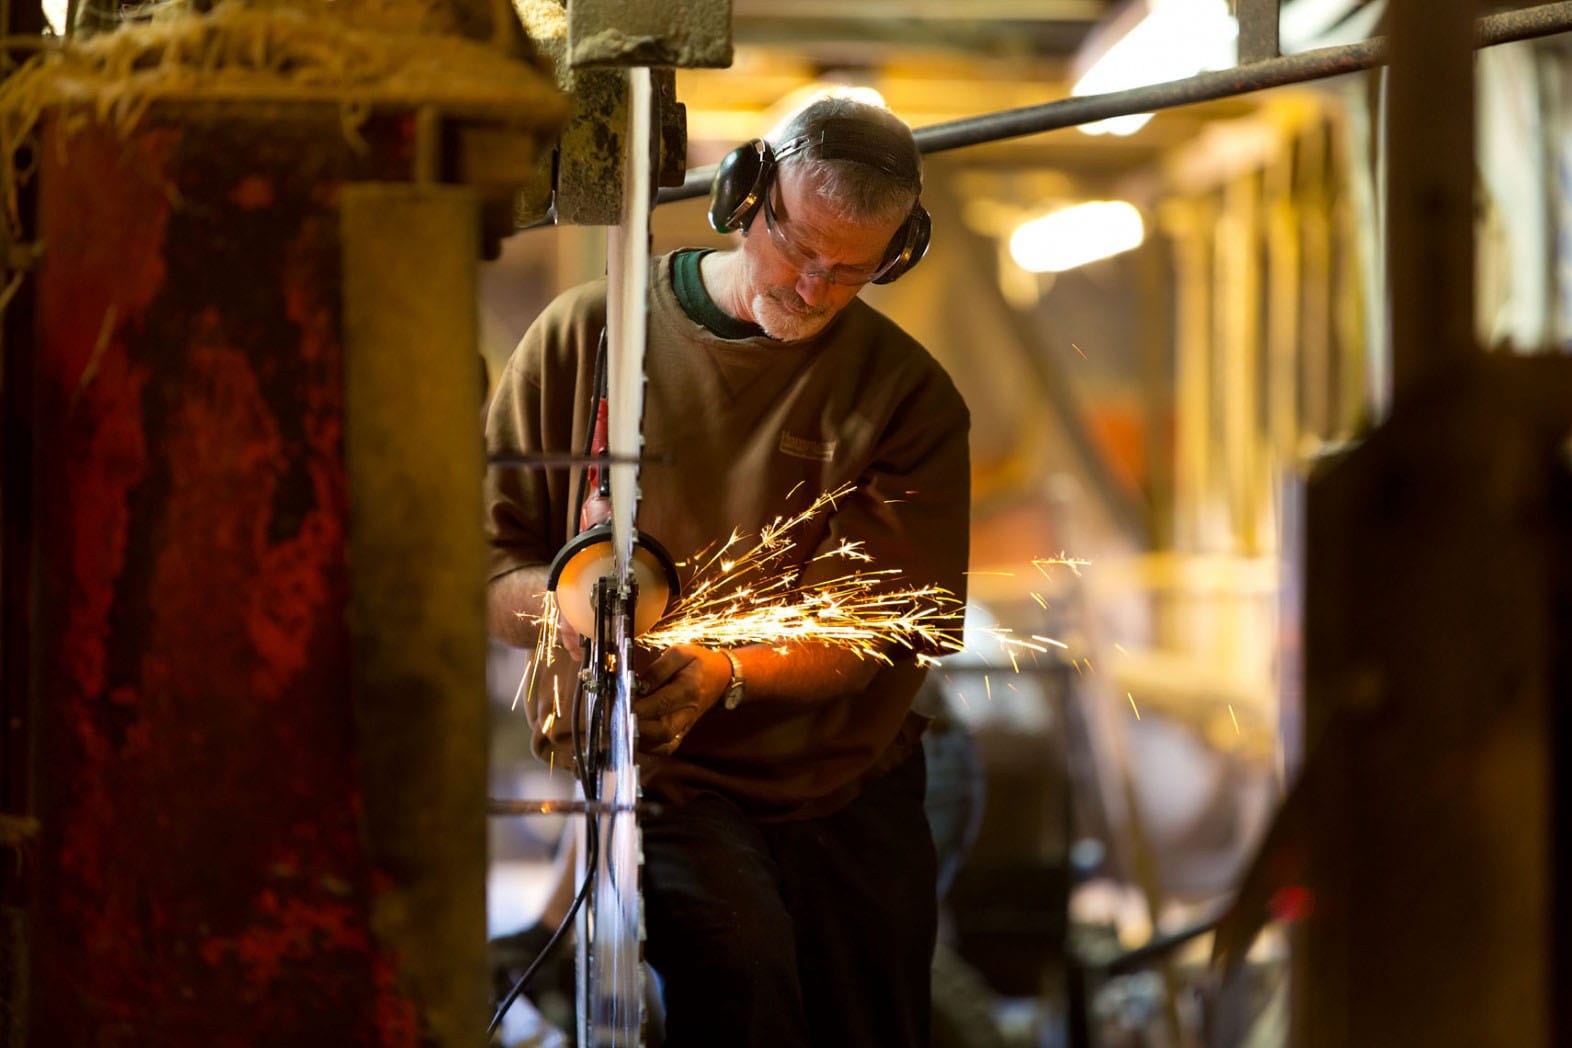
[740,168,909,342]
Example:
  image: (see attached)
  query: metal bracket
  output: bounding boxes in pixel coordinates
[567,0,732,69]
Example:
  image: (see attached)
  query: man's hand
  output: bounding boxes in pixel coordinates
[633,644,731,756]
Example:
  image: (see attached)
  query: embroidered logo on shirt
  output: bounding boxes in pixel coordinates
[778,431,836,462]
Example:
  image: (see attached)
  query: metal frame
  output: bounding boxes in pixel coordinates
[658,3,1572,203]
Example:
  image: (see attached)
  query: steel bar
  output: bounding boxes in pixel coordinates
[656,2,1572,204]
[1386,0,1475,396]
[487,798,656,816]
[488,451,657,469]
[343,183,492,1044]
[1237,0,1281,63]
[606,67,654,585]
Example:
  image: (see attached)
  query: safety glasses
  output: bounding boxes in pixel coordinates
[762,189,896,287]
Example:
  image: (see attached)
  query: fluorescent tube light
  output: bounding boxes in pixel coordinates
[1072,0,1239,136]
[1009,201,1146,273]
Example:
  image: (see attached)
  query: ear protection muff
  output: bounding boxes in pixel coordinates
[707,119,930,284]
[872,202,930,285]
[708,138,775,236]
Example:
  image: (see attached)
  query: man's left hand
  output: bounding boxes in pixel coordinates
[633,644,731,755]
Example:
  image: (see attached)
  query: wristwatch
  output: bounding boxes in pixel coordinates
[721,649,746,710]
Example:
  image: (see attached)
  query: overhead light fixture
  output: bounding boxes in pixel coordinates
[41,0,66,33]
[1009,201,1145,273]
[1071,0,1239,136]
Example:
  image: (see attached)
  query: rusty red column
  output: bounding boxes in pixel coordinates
[18,105,489,1045]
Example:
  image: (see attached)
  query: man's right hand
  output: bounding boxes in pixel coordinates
[632,644,732,755]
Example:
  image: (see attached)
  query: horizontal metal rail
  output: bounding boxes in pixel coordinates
[657,1,1572,204]
[487,798,661,816]
[487,451,664,469]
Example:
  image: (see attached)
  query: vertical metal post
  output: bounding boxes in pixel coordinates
[342,182,490,1046]
[1219,171,1265,557]
[0,103,38,1048]
[1387,0,1476,397]
[1236,0,1281,64]
[1294,4,1568,1046]
[1,2,47,1038]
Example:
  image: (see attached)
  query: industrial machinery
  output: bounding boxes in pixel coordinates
[4,0,1571,1045]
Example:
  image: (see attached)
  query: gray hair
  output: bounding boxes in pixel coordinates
[768,94,922,227]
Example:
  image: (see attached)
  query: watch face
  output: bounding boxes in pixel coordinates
[722,650,745,709]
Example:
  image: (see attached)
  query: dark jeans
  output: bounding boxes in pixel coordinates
[643,750,938,1048]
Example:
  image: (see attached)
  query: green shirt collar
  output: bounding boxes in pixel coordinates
[672,249,764,340]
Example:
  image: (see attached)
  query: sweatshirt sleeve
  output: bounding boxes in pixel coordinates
[483,283,606,582]
[484,284,605,766]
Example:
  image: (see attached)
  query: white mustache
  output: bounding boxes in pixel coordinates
[769,289,827,317]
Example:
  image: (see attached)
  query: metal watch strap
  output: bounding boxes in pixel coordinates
[722,649,745,710]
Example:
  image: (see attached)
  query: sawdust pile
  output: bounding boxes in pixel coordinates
[0,0,567,142]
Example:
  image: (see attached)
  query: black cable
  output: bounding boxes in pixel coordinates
[489,670,605,1039]
[591,670,626,900]
[571,670,591,788]
[578,663,601,800]
[575,672,604,923]
[488,815,601,1039]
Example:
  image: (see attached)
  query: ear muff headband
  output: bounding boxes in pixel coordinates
[707,120,930,283]
[776,118,921,188]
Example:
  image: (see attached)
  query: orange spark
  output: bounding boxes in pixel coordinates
[1128,692,1141,719]
[639,483,965,661]
[1032,553,1091,579]
[515,593,563,713]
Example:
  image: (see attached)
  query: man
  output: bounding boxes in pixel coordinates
[485,93,971,1046]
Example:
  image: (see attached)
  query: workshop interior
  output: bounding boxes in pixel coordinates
[2,0,1569,1045]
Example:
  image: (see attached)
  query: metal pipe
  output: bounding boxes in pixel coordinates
[487,451,657,469]
[487,798,658,815]
[1386,0,1476,397]
[656,2,1572,204]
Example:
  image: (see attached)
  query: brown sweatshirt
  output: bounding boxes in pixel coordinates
[486,252,971,819]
